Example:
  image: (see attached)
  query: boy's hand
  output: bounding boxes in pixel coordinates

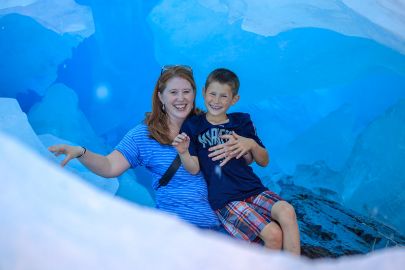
[208,133,235,163]
[208,132,255,166]
[172,132,190,154]
[226,132,256,159]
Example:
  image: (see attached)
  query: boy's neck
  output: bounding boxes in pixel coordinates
[205,113,229,125]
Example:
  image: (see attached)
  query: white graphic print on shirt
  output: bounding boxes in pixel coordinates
[198,128,232,148]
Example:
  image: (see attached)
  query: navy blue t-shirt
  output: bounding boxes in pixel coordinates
[181,113,267,210]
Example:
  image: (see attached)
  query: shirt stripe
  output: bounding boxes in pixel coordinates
[115,124,219,228]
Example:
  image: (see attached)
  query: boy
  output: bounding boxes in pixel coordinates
[172,68,300,255]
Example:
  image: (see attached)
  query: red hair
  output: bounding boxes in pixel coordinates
[145,66,198,145]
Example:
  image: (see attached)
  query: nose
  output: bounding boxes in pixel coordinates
[178,92,185,100]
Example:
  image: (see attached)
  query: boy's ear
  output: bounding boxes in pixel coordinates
[231,94,240,105]
[202,87,206,97]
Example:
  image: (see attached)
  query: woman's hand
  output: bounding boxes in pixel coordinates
[172,132,191,154]
[208,132,255,166]
[48,144,84,167]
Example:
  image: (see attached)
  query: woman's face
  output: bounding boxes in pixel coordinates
[158,77,195,124]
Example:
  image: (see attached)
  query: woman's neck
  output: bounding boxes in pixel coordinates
[167,118,183,138]
[205,113,229,125]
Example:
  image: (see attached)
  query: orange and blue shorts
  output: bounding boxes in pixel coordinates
[215,190,282,244]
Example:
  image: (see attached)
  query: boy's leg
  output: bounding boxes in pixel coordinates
[251,190,300,255]
[248,190,283,250]
[216,200,282,249]
[259,222,283,249]
[271,200,301,255]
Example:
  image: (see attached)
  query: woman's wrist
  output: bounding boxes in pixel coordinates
[77,146,87,158]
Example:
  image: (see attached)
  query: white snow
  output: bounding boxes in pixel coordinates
[1,131,404,269]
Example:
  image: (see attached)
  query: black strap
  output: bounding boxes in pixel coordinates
[157,154,181,189]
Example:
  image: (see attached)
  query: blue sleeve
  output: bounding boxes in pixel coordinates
[236,114,265,148]
[180,119,198,156]
[114,126,144,168]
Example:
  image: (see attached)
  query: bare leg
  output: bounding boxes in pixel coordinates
[271,201,301,255]
[259,222,283,250]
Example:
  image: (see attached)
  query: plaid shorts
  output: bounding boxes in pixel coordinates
[215,190,283,244]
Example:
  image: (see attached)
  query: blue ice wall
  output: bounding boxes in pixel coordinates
[56,0,160,143]
[0,0,404,235]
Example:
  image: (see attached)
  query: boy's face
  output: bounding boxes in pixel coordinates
[203,81,239,118]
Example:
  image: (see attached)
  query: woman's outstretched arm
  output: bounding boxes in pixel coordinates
[48,145,130,178]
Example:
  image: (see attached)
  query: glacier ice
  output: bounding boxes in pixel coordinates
[0,0,37,9]
[0,14,78,98]
[0,97,120,194]
[342,0,405,44]
[343,100,405,235]
[149,0,405,107]
[198,0,405,54]
[0,97,52,157]
[56,1,160,139]
[290,161,344,202]
[1,131,404,269]
[0,97,155,203]
[28,83,107,153]
[38,133,119,195]
[0,0,94,38]
[276,104,357,174]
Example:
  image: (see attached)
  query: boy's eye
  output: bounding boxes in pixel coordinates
[209,92,216,96]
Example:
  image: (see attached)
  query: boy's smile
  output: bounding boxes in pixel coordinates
[203,81,239,124]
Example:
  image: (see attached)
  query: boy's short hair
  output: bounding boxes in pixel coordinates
[205,68,240,96]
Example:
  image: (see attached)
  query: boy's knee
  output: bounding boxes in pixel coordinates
[260,222,282,249]
[273,201,297,224]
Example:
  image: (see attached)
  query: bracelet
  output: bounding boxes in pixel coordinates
[77,146,87,158]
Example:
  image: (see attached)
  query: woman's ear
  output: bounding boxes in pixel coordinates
[158,92,163,103]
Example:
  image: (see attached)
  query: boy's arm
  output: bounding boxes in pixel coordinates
[236,114,269,167]
[228,132,269,167]
[244,135,269,167]
[243,151,254,165]
[179,152,200,175]
[172,133,200,174]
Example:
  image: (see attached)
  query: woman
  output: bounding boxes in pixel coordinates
[49,66,219,228]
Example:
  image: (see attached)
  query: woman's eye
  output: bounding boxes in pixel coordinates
[221,95,228,98]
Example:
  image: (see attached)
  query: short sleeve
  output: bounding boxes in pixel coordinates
[236,114,265,148]
[114,126,144,168]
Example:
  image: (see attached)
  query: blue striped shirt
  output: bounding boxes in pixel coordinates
[115,123,219,228]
